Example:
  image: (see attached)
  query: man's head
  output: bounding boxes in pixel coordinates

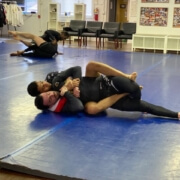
[34,91,60,110]
[27,81,52,97]
[60,31,69,41]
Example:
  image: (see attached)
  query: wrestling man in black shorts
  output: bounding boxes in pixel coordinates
[8,30,69,58]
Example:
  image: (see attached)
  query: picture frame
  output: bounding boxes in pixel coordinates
[140,7,168,26]
[173,8,180,27]
[141,0,169,3]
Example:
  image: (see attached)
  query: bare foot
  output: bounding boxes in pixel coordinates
[10,52,18,56]
[8,31,17,36]
[178,112,180,120]
[17,51,23,56]
[10,51,22,56]
[128,72,137,81]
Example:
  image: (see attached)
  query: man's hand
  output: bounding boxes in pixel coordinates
[64,77,73,91]
[60,86,68,96]
[64,77,80,91]
[72,78,80,88]
[52,39,57,45]
[73,87,80,98]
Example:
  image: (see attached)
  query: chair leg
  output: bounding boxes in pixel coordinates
[82,37,83,46]
[78,36,82,47]
[78,36,80,46]
[114,39,118,49]
[79,36,82,47]
[84,37,86,46]
[69,37,71,45]
[119,39,122,48]
[98,38,101,48]
[81,36,83,47]
[0,27,2,37]
[103,38,104,48]
[83,37,85,46]
[86,37,87,46]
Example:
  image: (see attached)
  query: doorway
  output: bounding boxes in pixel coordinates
[108,0,128,23]
[116,0,128,23]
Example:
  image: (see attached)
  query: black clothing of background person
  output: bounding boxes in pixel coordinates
[0,4,6,28]
[22,30,61,58]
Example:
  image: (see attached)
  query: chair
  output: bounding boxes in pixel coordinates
[63,20,86,46]
[80,21,103,47]
[98,22,120,49]
[118,23,136,48]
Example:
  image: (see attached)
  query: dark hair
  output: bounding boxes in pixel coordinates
[27,81,40,97]
[34,95,49,110]
[60,31,69,40]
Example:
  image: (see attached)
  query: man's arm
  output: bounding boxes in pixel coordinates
[43,30,56,41]
[61,90,84,113]
[52,66,82,91]
[60,66,82,79]
[43,30,61,42]
[84,93,129,115]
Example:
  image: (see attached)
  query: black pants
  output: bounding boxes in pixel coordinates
[109,76,141,99]
[22,42,57,58]
[101,76,141,100]
[111,97,178,119]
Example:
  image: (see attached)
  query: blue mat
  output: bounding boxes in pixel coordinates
[1,40,180,179]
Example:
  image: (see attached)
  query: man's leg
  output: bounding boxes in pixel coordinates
[111,98,179,119]
[110,76,141,99]
[85,61,137,80]
[85,93,128,115]
[8,31,45,47]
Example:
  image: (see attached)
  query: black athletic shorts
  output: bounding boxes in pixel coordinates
[22,42,58,58]
[39,42,57,54]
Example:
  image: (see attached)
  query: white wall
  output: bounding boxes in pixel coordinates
[128,0,138,22]
[136,0,180,35]
[93,0,109,22]
[1,14,41,36]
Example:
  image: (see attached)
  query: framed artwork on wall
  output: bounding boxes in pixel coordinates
[140,7,168,26]
[141,0,169,3]
[175,0,180,3]
[173,8,180,27]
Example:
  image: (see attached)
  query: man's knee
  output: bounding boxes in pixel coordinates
[130,87,141,100]
[86,61,100,77]
[86,61,97,71]
[85,102,99,115]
